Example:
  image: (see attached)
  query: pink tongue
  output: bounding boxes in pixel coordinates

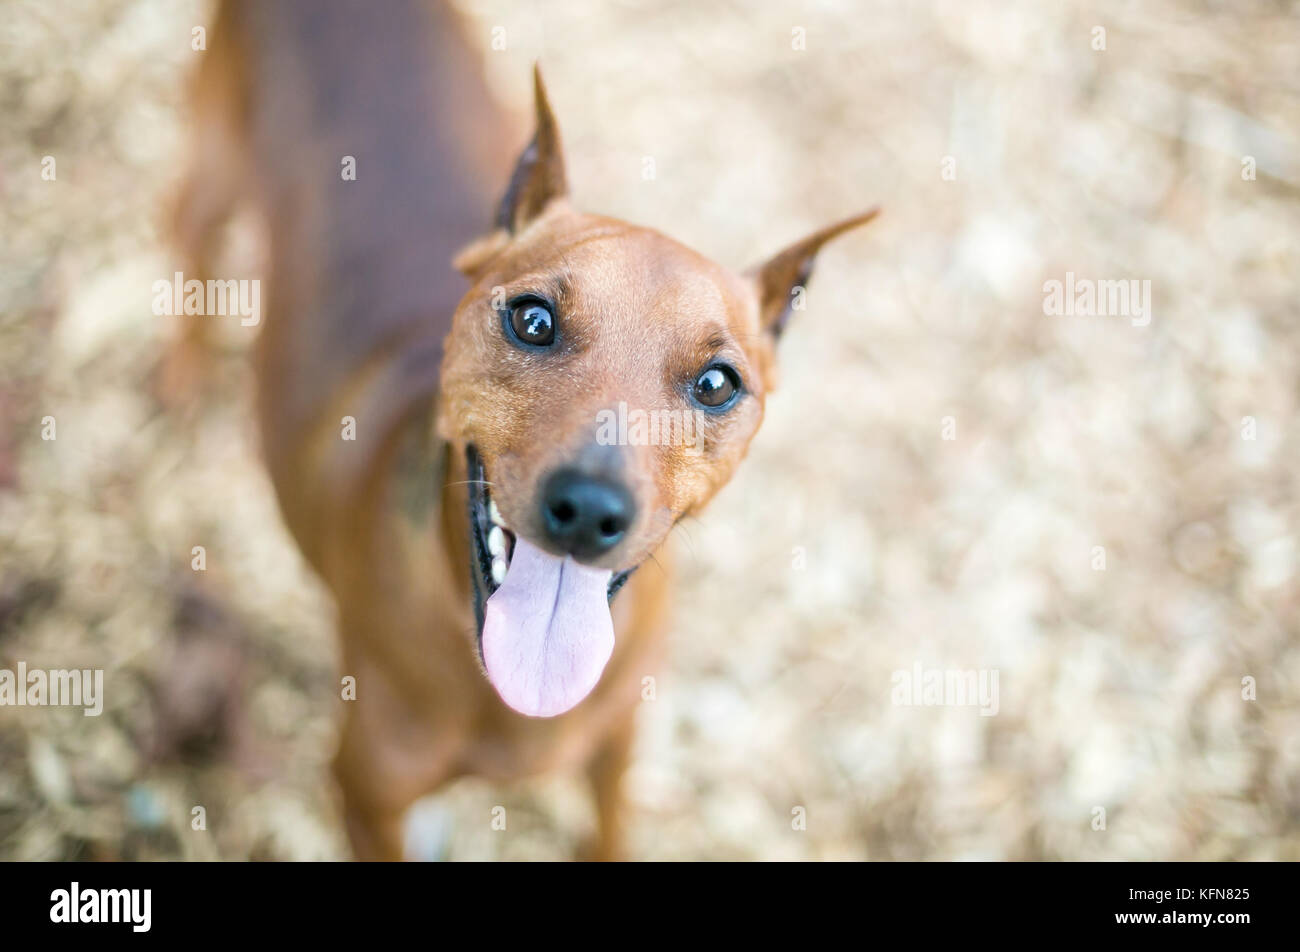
[482,536,614,718]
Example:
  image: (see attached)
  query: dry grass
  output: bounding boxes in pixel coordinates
[1,0,1297,860]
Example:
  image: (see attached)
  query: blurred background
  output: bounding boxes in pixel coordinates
[1,0,1297,860]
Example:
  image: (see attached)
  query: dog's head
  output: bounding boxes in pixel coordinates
[437,68,877,718]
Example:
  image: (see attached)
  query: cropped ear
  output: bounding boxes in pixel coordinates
[747,208,879,339]
[496,64,568,233]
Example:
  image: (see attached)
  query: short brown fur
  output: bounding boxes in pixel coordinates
[170,0,876,860]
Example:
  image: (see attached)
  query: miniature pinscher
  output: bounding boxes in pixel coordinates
[167,0,877,860]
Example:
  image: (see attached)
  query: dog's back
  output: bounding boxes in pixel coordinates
[176,0,515,566]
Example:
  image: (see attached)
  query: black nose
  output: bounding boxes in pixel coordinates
[540,468,635,560]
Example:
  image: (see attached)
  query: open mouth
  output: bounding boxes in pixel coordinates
[466,445,513,631]
[466,446,636,718]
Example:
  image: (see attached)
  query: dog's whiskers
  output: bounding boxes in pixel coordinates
[668,519,701,563]
[443,478,495,489]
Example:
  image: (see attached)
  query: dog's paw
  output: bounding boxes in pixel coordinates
[576,832,624,863]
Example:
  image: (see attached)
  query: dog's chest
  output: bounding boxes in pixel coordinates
[459,648,649,780]
[459,705,613,780]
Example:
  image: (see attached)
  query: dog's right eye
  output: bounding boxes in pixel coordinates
[507,299,556,347]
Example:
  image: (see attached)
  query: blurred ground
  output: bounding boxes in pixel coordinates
[1,0,1297,860]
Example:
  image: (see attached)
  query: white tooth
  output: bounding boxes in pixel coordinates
[491,555,507,585]
[488,526,505,556]
[489,499,504,526]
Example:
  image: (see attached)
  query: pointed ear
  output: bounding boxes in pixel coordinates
[747,208,879,339]
[496,65,568,233]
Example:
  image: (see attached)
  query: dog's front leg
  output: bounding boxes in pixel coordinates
[337,785,406,862]
[581,709,638,861]
[331,652,459,861]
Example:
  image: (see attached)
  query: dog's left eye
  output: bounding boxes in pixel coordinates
[507,300,556,346]
[693,364,740,409]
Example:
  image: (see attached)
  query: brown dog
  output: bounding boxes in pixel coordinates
[169,0,876,860]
